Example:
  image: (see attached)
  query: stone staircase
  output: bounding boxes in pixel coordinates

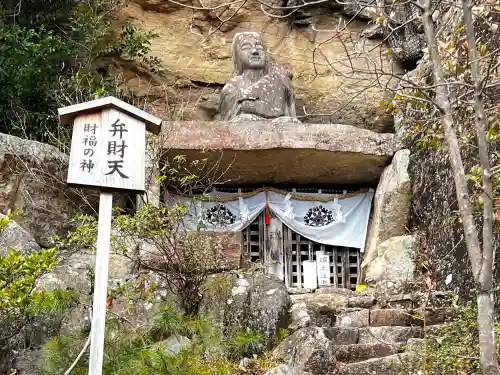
[274,288,454,375]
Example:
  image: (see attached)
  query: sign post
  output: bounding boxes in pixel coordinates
[58,97,161,375]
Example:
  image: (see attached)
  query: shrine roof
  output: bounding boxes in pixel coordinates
[58,96,162,134]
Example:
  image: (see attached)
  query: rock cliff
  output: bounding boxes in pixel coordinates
[117,0,402,131]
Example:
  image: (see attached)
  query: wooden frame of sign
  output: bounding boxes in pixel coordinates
[59,96,161,193]
[58,97,161,375]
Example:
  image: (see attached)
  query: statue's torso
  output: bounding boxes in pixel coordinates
[222,70,292,120]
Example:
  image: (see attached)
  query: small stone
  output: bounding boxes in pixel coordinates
[406,338,426,352]
[155,335,192,356]
[290,302,311,330]
[264,364,312,375]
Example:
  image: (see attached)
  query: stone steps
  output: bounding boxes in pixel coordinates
[333,342,402,363]
[282,289,453,374]
[339,352,417,375]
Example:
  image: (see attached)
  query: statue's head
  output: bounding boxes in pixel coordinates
[232,32,267,75]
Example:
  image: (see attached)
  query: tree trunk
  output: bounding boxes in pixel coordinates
[461,0,499,372]
[477,291,499,375]
[420,0,482,278]
[420,0,498,372]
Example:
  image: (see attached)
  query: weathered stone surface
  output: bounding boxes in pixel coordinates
[291,293,349,326]
[288,288,314,295]
[363,149,411,272]
[290,302,312,331]
[369,309,413,327]
[340,352,416,375]
[273,327,337,375]
[0,214,40,255]
[315,287,357,296]
[0,133,98,247]
[121,2,400,130]
[37,250,165,332]
[347,295,376,308]
[264,364,312,375]
[203,273,290,346]
[12,348,43,375]
[406,337,425,352]
[334,343,399,363]
[413,308,458,326]
[335,309,370,328]
[364,235,418,289]
[324,327,359,345]
[359,326,423,345]
[161,121,396,186]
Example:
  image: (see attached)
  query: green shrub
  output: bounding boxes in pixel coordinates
[0,0,160,143]
[407,300,500,374]
[0,247,78,369]
[232,330,266,358]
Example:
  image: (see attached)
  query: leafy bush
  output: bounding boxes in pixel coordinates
[0,0,160,143]
[0,248,78,370]
[231,331,266,358]
[407,299,500,374]
[44,306,227,375]
[61,202,230,316]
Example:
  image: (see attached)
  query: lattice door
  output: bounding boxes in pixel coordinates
[242,212,361,290]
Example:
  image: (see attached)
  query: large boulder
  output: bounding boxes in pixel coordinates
[202,273,291,346]
[363,149,412,272]
[290,290,349,326]
[273,327,337,375]
[364,235,418,290]
[0,133,98,247]
[0,214,40,255]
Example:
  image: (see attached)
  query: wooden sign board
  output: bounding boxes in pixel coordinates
[59,96,161,193]
[67,108,146,192]
[316,251,331,286]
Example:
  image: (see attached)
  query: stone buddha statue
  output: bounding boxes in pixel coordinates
[220,32,299,122]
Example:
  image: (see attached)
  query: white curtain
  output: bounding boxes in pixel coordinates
[170,191,267,232]
[167,189,374,251]
[267,191,373,249]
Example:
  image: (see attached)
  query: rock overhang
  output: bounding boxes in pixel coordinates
[160,121,397,186]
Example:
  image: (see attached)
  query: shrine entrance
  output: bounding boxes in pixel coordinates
[242,211,361,290]
[163,185,373,291]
